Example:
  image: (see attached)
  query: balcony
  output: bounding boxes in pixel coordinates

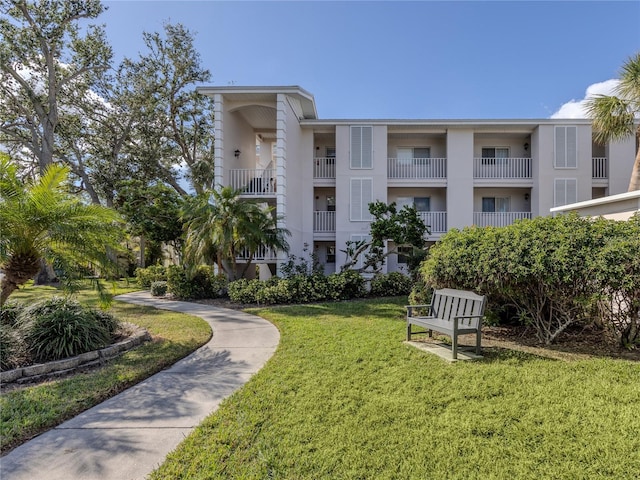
[474,158,531,179]
[229,168,275,196]
[418,211,447,234]
[313,211,336,233]
[236,245,278,262]
[387,158,447,179]
[313,158,336,179]
[592,157,608,180]
[473,212,532,228]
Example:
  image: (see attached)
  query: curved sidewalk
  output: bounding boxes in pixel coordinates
[1,291,280,480]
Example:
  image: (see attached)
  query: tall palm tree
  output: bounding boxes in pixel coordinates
[0,158,124,305]
[586,52,640,191]
[182,186,290,280]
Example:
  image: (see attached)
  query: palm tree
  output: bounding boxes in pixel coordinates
[182,186,290,280]
[586,52,640,191]
[0,158,124,305]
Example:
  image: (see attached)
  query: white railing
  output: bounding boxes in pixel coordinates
[236,245,278,262]
[473,158,532,179]
[313,158,336,179]
[418,211,447,234]
[387,158,447,179]
[313,211,336,232]
[473,212,532,227]
[229,168,276,195]
[592,157,608,179]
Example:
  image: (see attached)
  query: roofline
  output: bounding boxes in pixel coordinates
[196,85,317,119]
[301,118,595,127]
[550,190,640,214]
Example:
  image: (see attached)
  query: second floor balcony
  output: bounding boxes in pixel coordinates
[592,157,608,180]
[474,157,532,179]
[418,211,447,234]
[314,158,336,179]
[388,158,447,179]
[313,211,336,233]
[229,168,276,196]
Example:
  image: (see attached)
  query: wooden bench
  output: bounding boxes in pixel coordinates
[406,288,486,359]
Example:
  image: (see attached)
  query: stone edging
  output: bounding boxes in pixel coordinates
[0,326,151,385]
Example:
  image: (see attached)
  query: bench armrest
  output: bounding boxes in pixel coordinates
[406,304,432,316]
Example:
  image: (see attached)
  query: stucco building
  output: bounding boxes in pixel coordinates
[197,85,637,276]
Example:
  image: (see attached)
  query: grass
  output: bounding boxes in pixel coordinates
[150,298,640,480]
[0,281,212,453]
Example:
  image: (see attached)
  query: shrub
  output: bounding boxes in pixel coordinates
[135,264,167,288]
[0,324,26,371]
[150,281,168,297]
[0,301,24,328]
[370,272,412,297]
[18,296,120,363]
[327,270,366,300]
[166,265,226,300]
[228,278,263,304]
[408,277,430,306]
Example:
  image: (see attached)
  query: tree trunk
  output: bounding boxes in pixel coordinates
[0,275,17,307]
[33,260,58,285]
[139,236,146,268]
[627,145,640,192]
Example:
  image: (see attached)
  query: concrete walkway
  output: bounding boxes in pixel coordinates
[1,291,280,480]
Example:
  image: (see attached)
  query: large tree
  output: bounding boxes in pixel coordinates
[0,158,123,305]
[182,187,290,280]
[0,0,111,174]
[586,52,640,192]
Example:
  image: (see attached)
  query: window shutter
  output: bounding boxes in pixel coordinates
[555,126,577,168]
[350,126,373,169]
[554,179,577,207]
[350,178,373,221]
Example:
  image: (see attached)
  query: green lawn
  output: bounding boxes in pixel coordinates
[151,298,640,480]
[0,282,211,453]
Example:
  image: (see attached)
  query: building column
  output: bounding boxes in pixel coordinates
[213,94,225,191]
[275,94,287,274]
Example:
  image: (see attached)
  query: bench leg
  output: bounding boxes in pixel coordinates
[428,329,433,338]
[407,322,412,341]
[476,329,482,355]
[452,334,458,360]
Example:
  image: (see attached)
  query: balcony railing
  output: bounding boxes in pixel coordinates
[592,157,608,179]
[313,157,336,179]
[473,158,531,179]
[418,211,447,234]
[313,211,336,232]
[473,212,532,227]
[236,245,278,262]
[387,158,447,179]
[229,168,275,195]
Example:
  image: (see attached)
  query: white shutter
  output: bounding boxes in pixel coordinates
[350,126,373,169]
[555,126,577,168]
[350,178,373,221]
[554,178,577,207]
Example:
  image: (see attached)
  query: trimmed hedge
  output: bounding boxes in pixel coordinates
[166,265,227,300]
[135,264,167,288]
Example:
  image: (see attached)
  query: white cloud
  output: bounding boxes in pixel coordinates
[550,79,619,119]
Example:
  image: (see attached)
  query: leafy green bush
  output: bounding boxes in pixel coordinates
[135,264,167,288]
[327,270,366,300]
[420,214,640,346]
[166,265,227,300]
[18,296,120,362]
[0,324,26,371]
[150,281,168,297]
[370,272,412,297]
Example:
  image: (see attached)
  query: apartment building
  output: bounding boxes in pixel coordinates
[197,85,637,277]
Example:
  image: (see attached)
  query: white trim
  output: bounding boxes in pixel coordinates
[550,190,640,213]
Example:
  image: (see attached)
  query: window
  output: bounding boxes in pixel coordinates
[350,178,373,221]
[397,246,412,264]
[326,195,336,212]
[482,197,511,213]
[555,126,577,168]
[326,147,336,165]
[396,196,430,212]
[481,147,509,165]
[350,126,373,169]
[326,245,336,263]
[397,147,431,165]
[554,179,577,207]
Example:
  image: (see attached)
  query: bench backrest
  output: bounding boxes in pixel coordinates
[432,288,486,329]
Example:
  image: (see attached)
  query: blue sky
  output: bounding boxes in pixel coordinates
[102,1,639,119]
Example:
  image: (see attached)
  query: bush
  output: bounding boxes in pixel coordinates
[18,296,120,363]
[327,270,366,300]
[0,301,24,328]
[0,324,26,371]
[228,278,266,304]
[150,281,168,297]
[420,214,640,346]
[370,272,412,297]
[135,264,167,288]
[166,265,227,300]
